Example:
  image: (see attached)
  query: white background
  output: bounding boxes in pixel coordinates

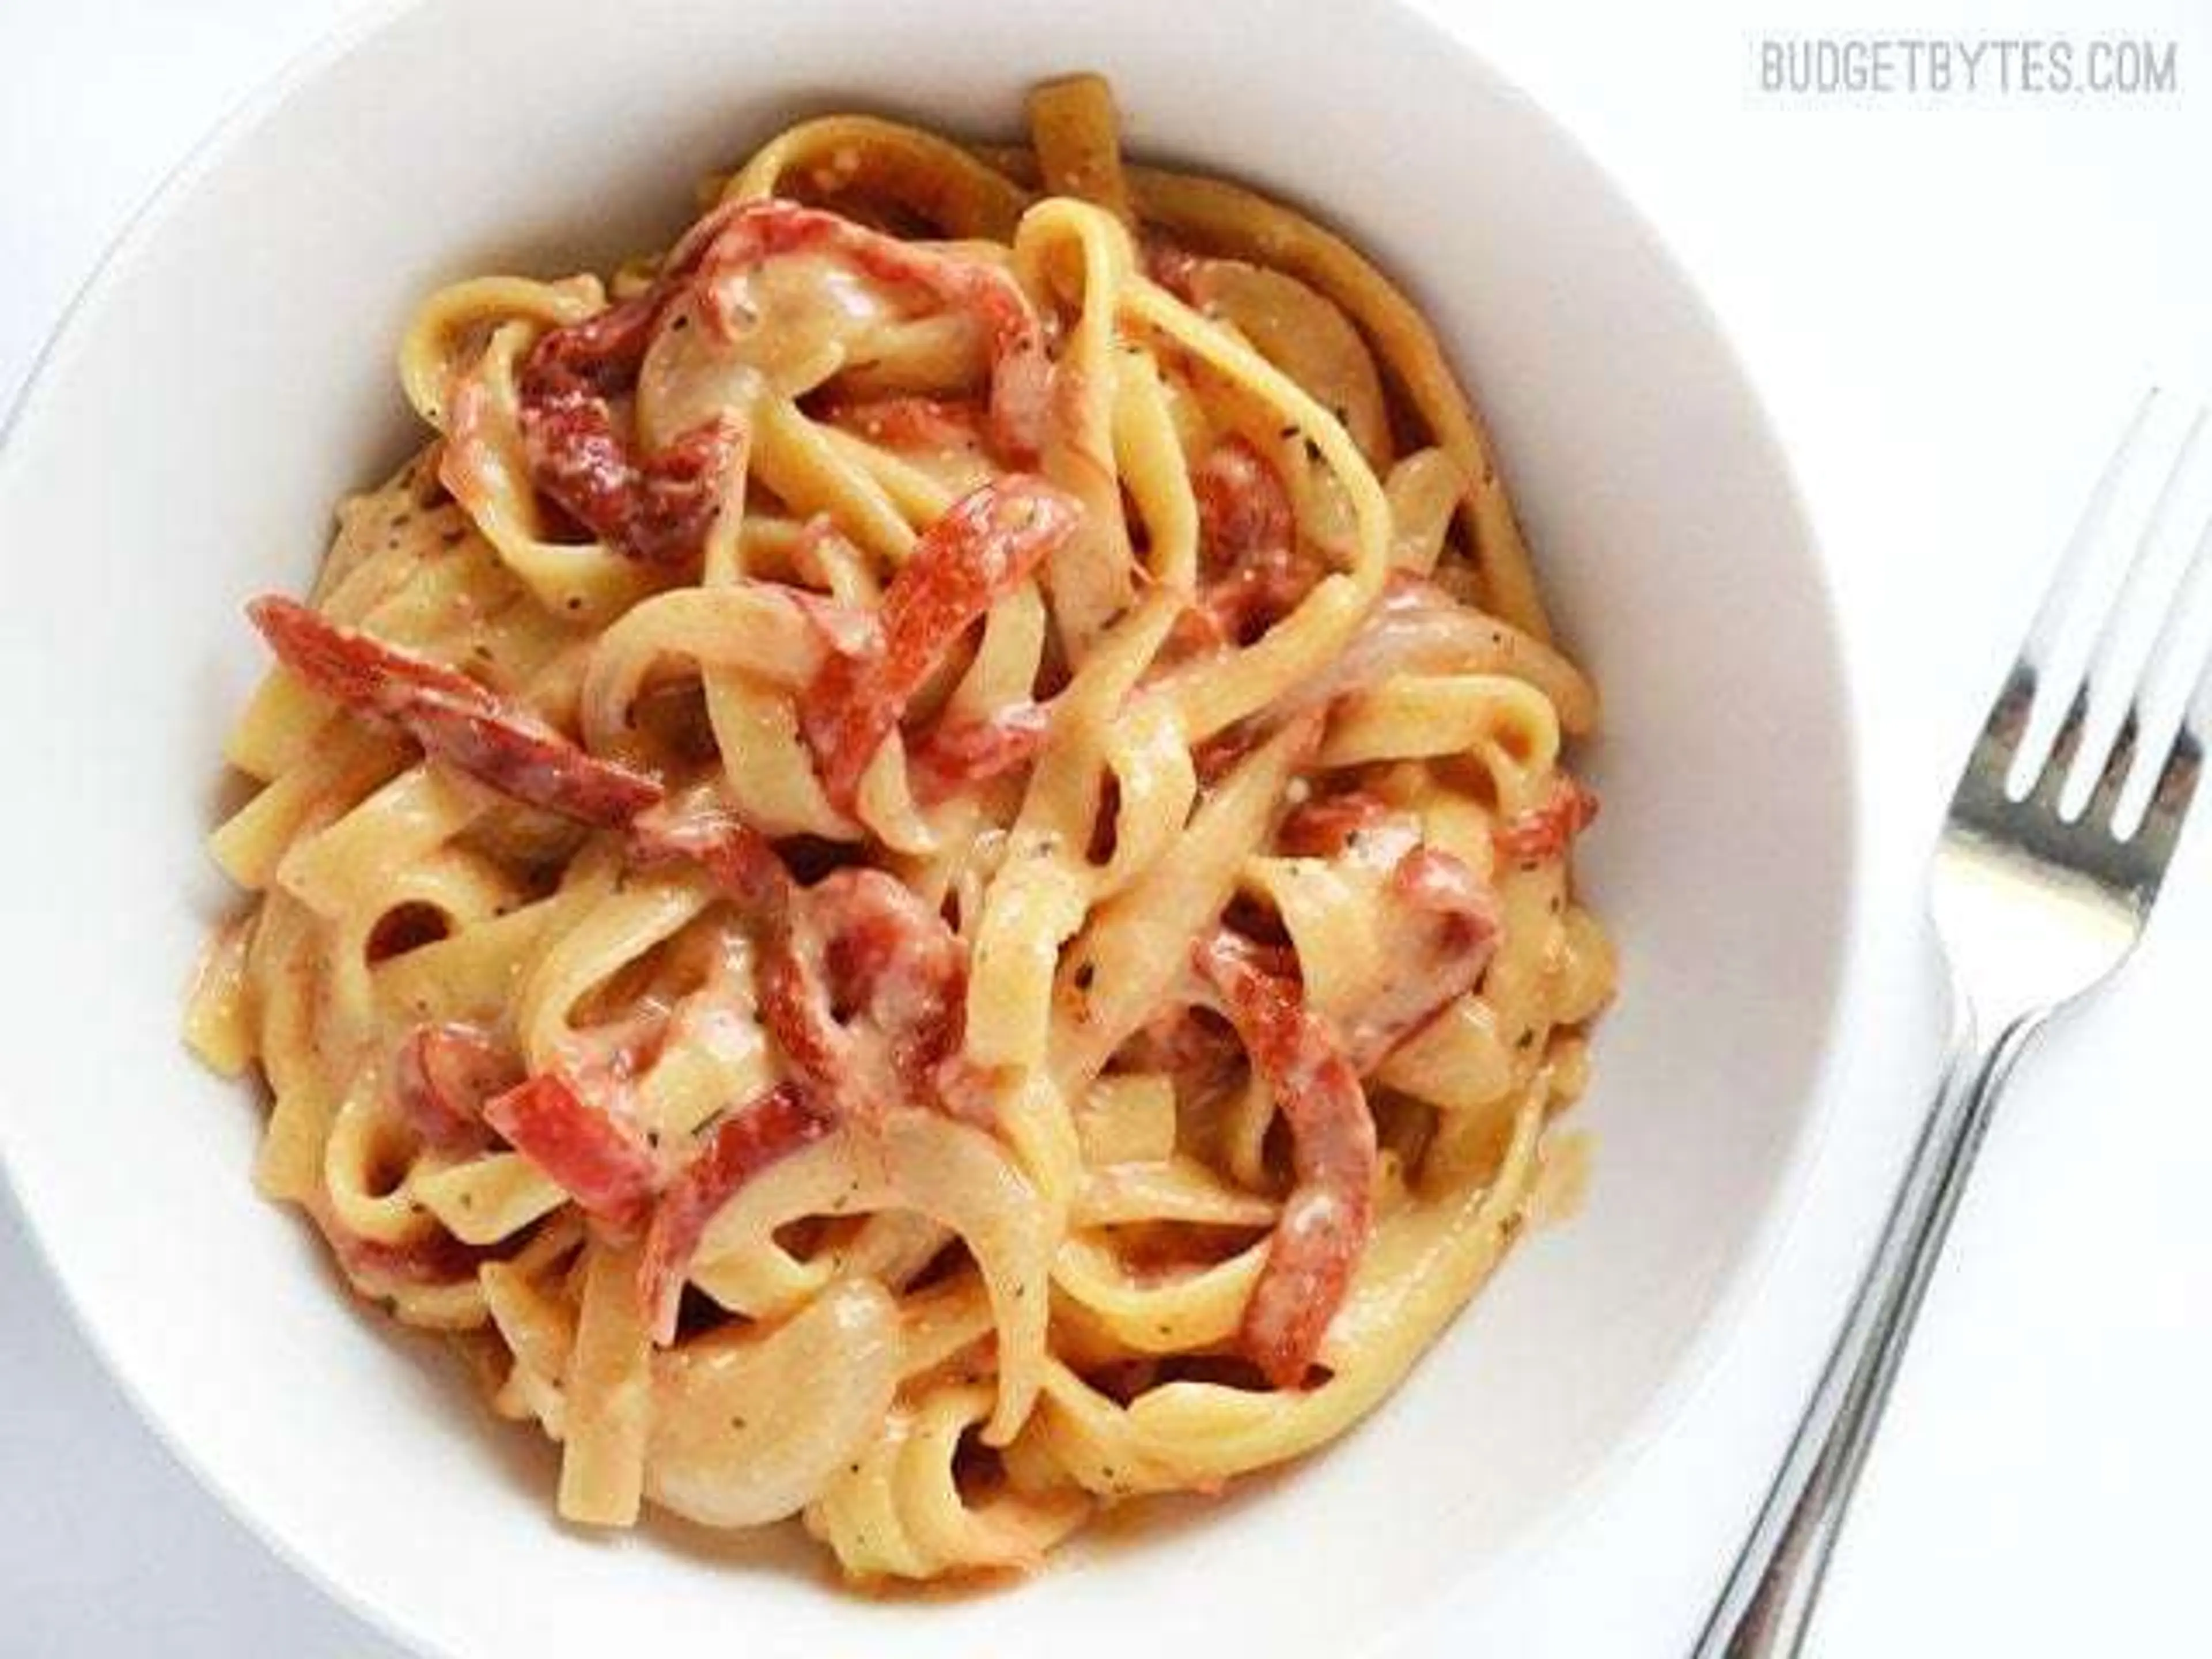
[5,1,2209,1653]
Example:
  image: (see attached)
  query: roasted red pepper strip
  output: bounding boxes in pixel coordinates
[316,1210,489,1291]
[763,867,986,1126]
[673,199,1052,463]
[632,799,988,1126]
[1127,1002,1243,1099]
[820,395,988,453]
[1494,777,1600,866]
[1339,846,1501,1070]
[635,1082,831,1343]
[1275,789,1394,859]
[482,1073,661,1229]
[1195,435,1295,569]
[800,476,1080,812]
[1181,437,1318,648]
[247,597,662,826]
[517,280,745,570]
[389,1022,518,1156]
[629,804,822,1122]
[1257,807,1502,1067]
[907,702,1050,803]
[1142,237,1206,301]
[1192,926,1376,1389]
[630,794,787,908]
[521,195,1049,567]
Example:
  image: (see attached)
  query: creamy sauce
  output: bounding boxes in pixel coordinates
[638,252,910,448]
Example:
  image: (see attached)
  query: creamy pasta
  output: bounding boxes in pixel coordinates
[185,73,1615,1584]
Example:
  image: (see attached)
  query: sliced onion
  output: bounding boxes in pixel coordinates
[1293,575,1598,734]
[645,1275,899,1528]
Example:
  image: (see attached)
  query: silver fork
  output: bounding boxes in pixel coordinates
[1695,391,2212,1658]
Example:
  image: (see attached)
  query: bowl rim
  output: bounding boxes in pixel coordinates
[0,1,1866,1651]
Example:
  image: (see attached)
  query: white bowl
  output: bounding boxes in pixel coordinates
[0,0,1856,1653]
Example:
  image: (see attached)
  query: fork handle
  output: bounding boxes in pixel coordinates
[1693,997,2046,1658]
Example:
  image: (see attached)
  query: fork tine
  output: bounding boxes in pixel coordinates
[2126,570,2212,861]
[2081,706,2139,830]
[2137,694,2207,868]
[2056,404,2211,816]
[1997,390,2164,793]
[2017,390,2164,674]
[2105,487,2212,842]
[2027,685,2091,813]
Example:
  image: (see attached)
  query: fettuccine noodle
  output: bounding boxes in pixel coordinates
[185,74,1615,1584]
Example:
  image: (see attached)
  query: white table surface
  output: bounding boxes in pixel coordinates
[6,1,2210,1653]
